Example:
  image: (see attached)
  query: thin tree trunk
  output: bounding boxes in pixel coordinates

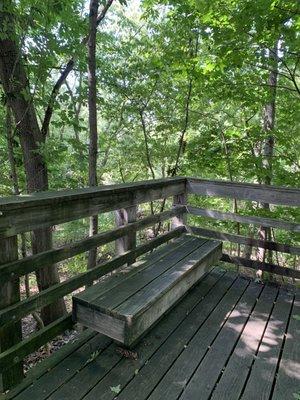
[220,129,241,258]
[87,0,99,270]
[257,41,279,280]
[0,2,66,325]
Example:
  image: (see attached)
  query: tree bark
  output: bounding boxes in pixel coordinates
[87,0,99,270]
[257,41,279,279]
[0,1,66,325]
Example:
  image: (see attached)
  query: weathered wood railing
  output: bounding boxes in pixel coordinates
[186,178,300,279]
[0,176,299,393]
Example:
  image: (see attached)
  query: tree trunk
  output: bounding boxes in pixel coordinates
[257,42,279,279]
[0,2,66,325]
[87,0,99,270]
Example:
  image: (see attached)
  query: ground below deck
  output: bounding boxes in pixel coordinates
[7,267,300,400]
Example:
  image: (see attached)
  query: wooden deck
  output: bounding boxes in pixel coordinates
[6,267,300,400]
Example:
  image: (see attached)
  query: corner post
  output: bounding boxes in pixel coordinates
[0,236,23,392]
[171,191,188,229]
[115,205,137,264]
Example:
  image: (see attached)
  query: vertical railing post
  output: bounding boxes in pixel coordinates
[0,236,23,392]
[171,191,187,229]
[115,205,137,264]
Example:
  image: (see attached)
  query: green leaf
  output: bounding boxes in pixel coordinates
[110,385,121,394]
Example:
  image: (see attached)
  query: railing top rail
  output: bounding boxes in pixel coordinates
[187,177,300,207]
[0,177,186,211]
[1,176,299,212]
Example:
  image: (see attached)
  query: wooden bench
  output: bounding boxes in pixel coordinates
[72,234,222,347]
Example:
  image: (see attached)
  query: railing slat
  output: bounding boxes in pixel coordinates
[0,207,185,283]
[0,315,73,373]
[221,253,300,279]
[187,206,300,232]
[189,226,300,255]
[0,226,186,328]
[187,178,300,206]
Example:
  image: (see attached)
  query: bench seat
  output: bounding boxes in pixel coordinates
[72,234,222,347]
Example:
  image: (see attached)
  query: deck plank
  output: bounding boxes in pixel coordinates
[91,237,205,312]
[114,273,246,400]
[210,284,279,400]
[13,334,111,400]
[76,235,194,305]
[179,280,264,400]
[272,291,300,400]
[241,288,294,400]
[47,343,122,400]
[115,240,219,318]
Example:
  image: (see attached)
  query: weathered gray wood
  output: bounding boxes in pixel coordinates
[272,291,300,400]
[0,178,185,238]
[125,242,222,346]
[210,284,279,400]
[0,315,73,373]
[117,273,246,400]
[4,270,298,400]
[187,177,300,206]
[74,238,221,346]
[75,305,125,343]
[45,342,122,400]
[1,330,97,400]
[0,178,186,209]
[0,236,23,392]
[147,276,250,400]
[117,240,221,318]
[179,282,263,400]
[0,227,185,328]
[241,289,293,400]
[14,269,226,400]
[73,237,204,334]
[10,333,109,400]
[221,253,300,279]
[115,205,137,264]
[83,269,227,400]
[188,206,300,232]
[76,235,193,305]
[0,207,185,283]
[189,225,300,255]
[171,193,187,228]
[88,237,201,313]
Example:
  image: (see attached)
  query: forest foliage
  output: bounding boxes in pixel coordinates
[0,0,299,271]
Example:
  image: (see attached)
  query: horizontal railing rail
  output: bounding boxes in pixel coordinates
[0,178,186,238]
[0,206,185,283]
[187,177,300,206]
[188,226,300,256]
[187,206,300,232]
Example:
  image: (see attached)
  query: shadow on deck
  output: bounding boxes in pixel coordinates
[6,267,299,400]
